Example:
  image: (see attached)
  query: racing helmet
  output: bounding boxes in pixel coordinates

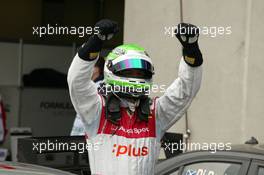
[104,44,154,98]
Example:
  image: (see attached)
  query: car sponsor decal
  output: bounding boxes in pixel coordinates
[0,164,16,169]
[186,169,217,175]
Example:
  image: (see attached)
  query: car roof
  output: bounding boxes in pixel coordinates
[227,144,264,155]
[155,144,264,175]
[178,144,264,158]
[158,144,264,165]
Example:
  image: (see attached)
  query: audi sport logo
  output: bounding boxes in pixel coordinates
[110,126,149,134]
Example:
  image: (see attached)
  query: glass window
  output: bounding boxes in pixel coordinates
[258,167,264,175]
[181,162,241,175]
[169,169,179,175]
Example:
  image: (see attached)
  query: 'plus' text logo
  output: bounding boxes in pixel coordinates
[112,144,148,157]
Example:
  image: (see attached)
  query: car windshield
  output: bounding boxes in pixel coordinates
[259,167,264,175]
[181,162,241,175]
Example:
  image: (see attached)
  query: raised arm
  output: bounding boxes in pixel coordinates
[156,23,203,133]
[67,19,119,134]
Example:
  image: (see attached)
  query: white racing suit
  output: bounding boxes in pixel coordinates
[67,54,202,175]
[70,80,103,136]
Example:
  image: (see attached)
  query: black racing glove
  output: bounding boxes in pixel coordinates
[95,19,119,40]
[175,23,203,67]
[78,19,119,60]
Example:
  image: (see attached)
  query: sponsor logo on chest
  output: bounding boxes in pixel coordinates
[112,144,149,157]
[111,125,150,135]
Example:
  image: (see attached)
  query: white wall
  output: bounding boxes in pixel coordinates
[124,0,264,144]
[182,0,247,144]
[244,0,264,142]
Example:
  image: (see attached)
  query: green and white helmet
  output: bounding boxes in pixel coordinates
[104,44,154,98]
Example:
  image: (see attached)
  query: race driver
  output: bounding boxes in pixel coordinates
[68,19,203,175]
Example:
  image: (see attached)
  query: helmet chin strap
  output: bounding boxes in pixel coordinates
[124,99,140,113]
[112,91,139,113]
[105,91,150,123]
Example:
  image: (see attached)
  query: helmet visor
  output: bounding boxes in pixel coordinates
[112,59,154,79]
